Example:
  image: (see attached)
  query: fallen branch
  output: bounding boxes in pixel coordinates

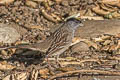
[48,69,120,80]
[75,20,120,39]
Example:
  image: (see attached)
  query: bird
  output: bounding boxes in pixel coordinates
[0,18,83,62]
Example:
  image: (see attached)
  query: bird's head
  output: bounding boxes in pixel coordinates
[65,18,83,30]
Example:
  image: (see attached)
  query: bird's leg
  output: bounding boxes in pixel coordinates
[45,54,62,67]
[55,54,63,67]
[45,54,51,66]
[55,55,60,65]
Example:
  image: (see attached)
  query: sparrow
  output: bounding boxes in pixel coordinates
[0,18,83,61]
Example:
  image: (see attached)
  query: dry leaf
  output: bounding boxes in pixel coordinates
[100,3,117,12]
[115,33,120,38]
[101,34,111,40]
[103,40,111,45]
[112,11,120,18]
[92,6,110,16]
[101,45,109,51]
[39,68,49,79]
[0,0,14,5]
[109,45,117,51]
[84,40,99,49]
[51,13,61,21]
[115,40,120,49]
[41,9,57,23]
[0,61,16,70]
[26,0,37,8]
[99,0,119,5]
[92,37,104,42]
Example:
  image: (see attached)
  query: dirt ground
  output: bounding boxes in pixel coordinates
[0,0,120,80]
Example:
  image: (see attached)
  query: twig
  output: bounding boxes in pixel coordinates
[45,57,77,61]
[48,70,120,80]
[59,59,105,65]
[45,57,108,66]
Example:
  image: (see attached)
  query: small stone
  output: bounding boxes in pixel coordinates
[71,42,89,53]
[0,23,20,43]
[114,64,120,70]
[1,50,8,56]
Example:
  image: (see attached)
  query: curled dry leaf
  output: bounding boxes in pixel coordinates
[39,68,49,79]
[0,0,14,5]
[26,0,37,8]
[109,45,118,51]
[100,3,118,12]
[0,61,16,70]
[92,6,110,16]
[115,40,120,50]
[103,40,111,45]
[100,0,120,8]
[115,33,120,38]
[84,40,99,50]
[99,0,119,6]
[100,34,111,40]
[92,37,104,42]
[111,11,120,18]
[101,45,109,51]
[92,34,111,42]
[41,9,57,23]
[51,13,61,21]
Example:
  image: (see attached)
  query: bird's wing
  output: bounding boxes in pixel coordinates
[46,27,73,56]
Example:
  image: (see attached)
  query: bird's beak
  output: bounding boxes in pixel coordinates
[64,13,80,21]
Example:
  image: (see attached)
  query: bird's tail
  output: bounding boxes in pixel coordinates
[0,44,30,50]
